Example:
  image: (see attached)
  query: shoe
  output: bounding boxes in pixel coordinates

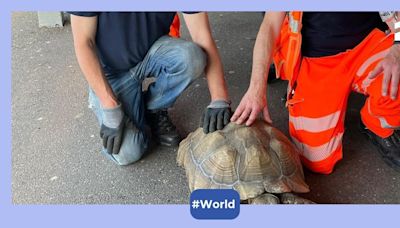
[360,120,400,172]
[146,109,181,147]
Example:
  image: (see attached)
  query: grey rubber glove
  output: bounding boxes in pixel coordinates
[201,100,232,134]
[100,104,126,155]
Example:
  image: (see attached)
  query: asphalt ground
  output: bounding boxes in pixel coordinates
[12,12,400,204]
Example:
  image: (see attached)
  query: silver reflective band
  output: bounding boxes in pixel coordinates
[291,20,299,33]
[379,117,400,130]
[396,21,400,41]
[289,14,299,33]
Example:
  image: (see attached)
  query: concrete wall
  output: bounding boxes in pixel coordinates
[37,12,64,28]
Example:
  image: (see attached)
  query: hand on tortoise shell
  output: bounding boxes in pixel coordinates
[201,100,232,134]
[231,88,272,126]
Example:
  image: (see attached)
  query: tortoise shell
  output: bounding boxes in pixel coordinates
[177,120,310,200]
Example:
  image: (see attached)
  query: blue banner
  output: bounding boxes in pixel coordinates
[190,189,240,220]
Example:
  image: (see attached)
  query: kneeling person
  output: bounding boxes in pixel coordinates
[70,12,231,165]
[232,12,400,174]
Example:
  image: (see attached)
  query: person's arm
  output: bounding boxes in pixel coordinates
[231,12,286,126]
[70,15,118,109]
[182,12,229,102]
[182,13,232,133]
[369,12,400,100]
[71,14,125,155]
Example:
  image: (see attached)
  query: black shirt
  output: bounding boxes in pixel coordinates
[301,12,388,57]
[69,12,177,75]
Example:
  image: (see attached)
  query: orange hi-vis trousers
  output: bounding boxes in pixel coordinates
[287,29,400,174]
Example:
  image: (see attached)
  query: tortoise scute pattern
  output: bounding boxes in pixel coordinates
[177,120,310,201]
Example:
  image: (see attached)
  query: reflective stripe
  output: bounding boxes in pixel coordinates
[366,98,400,130]
[291,133,344,162]
[353,84,362,94]
[361,76,377,92]
[379,117,400,129]
[289,111,341,133]
[289,14,299,33]
[356,49,390,77]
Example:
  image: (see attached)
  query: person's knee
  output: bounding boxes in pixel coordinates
[178,42,207,81]
[104,123,148,166]
[111,145,145,166]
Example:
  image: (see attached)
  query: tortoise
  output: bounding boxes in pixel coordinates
[177,120,314,204]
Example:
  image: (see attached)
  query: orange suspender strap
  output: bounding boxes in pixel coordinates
[286,12,303,87]
[169,14,181,38]
[273,12,303,103]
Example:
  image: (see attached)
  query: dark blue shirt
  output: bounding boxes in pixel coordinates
[69,12,177,75]
[301,12,388,57]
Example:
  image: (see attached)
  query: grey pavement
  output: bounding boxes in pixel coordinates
[12,12,400,204]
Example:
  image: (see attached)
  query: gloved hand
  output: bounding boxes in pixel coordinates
[201,100,232,134]
[100,104,126,155]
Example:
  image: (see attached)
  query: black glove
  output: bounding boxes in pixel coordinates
[201,100,232,134]
[100,104,126,155]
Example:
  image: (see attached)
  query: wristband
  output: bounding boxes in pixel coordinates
[102,103,124,128]
[207,100,231,109]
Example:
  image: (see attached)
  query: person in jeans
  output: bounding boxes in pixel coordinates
[70,12,232,165]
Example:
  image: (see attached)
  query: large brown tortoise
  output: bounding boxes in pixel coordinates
[177,120,314,204]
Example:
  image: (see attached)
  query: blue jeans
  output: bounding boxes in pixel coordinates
[88,36,206,165]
